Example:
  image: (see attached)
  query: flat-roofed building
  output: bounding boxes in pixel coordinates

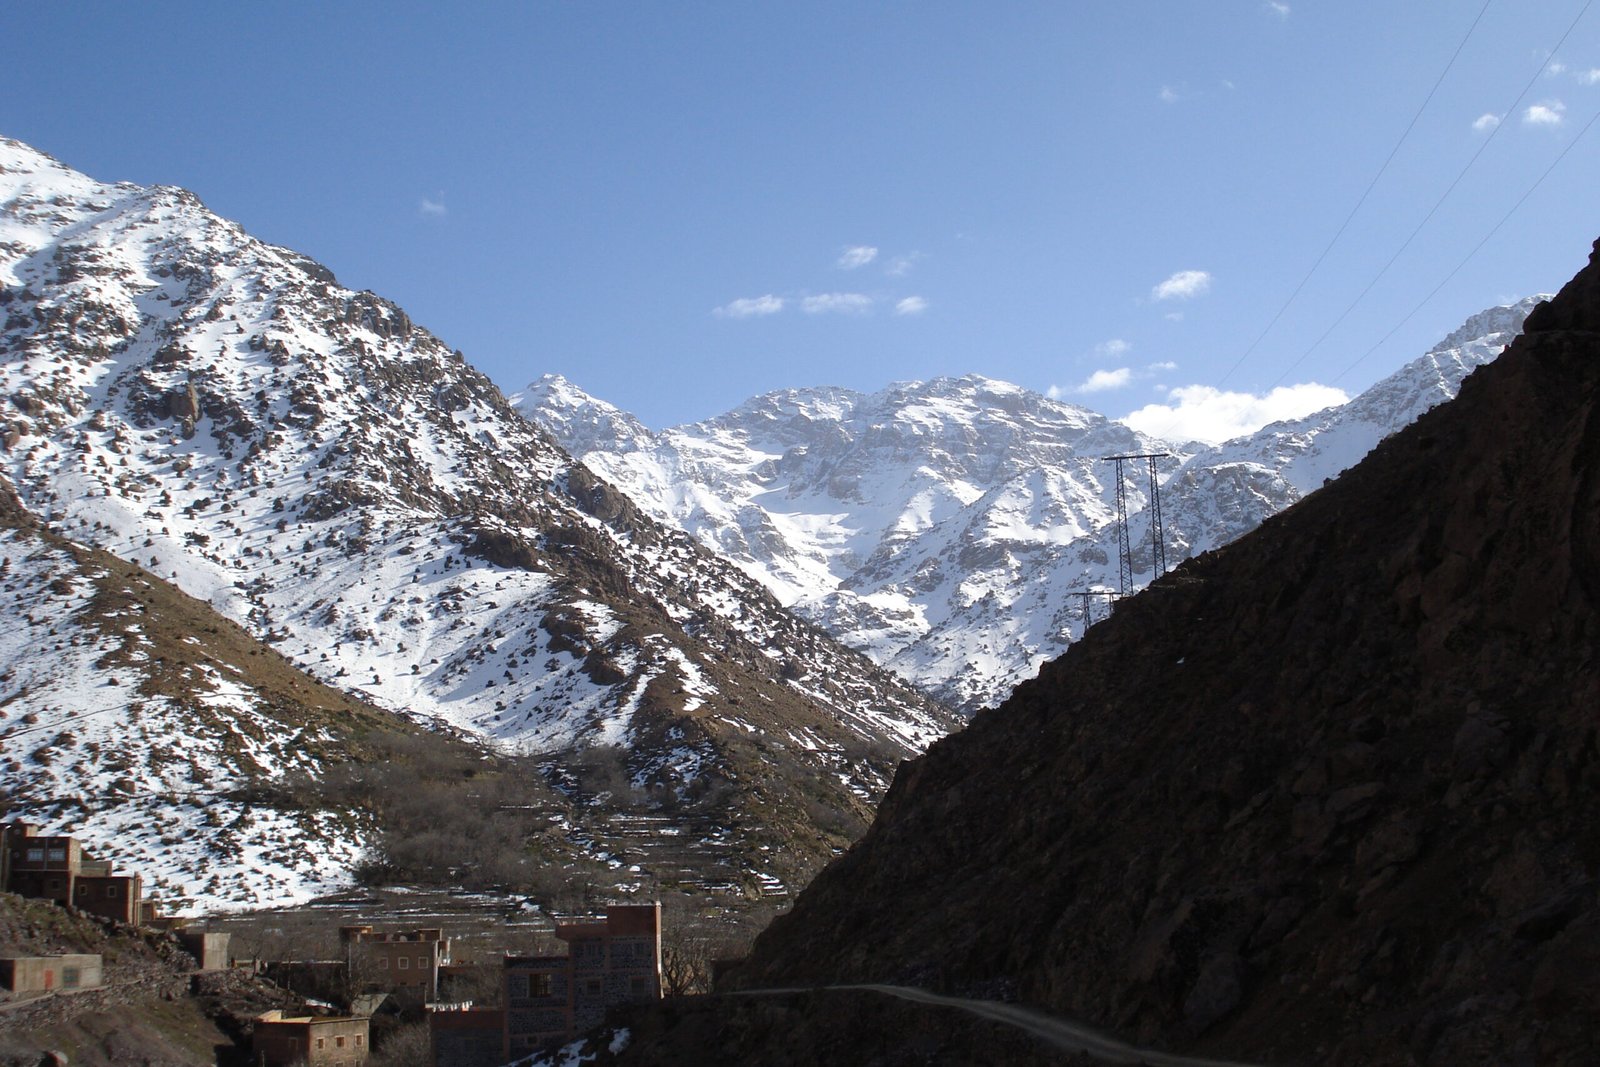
[252,1010,369,1067]
[503,903,662,1057]
[0,953,103,993]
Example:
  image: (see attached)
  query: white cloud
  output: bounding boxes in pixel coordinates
[1159,85,1180,104]
[1472,112,1501,133]
[802,292,874,315]
[419,196,447,217]
[885,252,924,277]
[1096,338,1132,359]
[1076,367,1134,394]
[1120,382,1348,445]
[1548,61,1568,77]
[837,245,879,270]
[1147,360,1178,373]
[894,296,929,316]
[1579,69,1600,85]
[1151,269,1212,301]
[1524,100,1567,126]
[713,294,785,319]
[1263,1,1290,18]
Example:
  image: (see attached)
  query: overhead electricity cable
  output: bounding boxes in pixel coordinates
[1268,0,1595,390]
[1329,99,1600,385]
[1204,0,1495,397]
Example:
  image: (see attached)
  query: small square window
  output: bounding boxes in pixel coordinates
[336,1036,346,1049]
[106,885,119,898]
[398,957,409,969]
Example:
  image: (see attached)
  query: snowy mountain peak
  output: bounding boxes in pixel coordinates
[1429,296,1544,355]
[525,298,1545,711]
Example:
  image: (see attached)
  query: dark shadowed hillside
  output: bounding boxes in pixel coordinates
[718,238,1600,1066]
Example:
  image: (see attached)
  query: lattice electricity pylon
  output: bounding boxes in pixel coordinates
[1102,452,1173,594]
[1072,589,1119,630]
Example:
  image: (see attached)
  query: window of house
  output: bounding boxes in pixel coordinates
[47,847,66,862]
[25,847,43,862]
[62,967,80,988]
[335,1035,346,1048]
[398,957,409,969]
[106,885,118,897]
[417,956,427,969]
[76,883,87,895]
[47,878,61,892]
[532,974,552,997]
[316,1039,325,1050]
[379,956,389,969]
[354,1036,363,1047]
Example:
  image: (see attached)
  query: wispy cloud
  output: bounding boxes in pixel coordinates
[884,252,924,277]
[1263,1,1290,19]
[837,245,879,270]
[1120,382,1347,444]
[1547,61,1569,77]
[1524,100,1567,126]
[713,294,785,319]
[1472,112,1502,134]
[1096,338,1132,359]
[802,292,874,315]
[1580,69,1600,85]
[1151,269,1212,301]
[419,195,447,217]
[1147,360,1178,373]
[894,296,928,316]
[1159,85,1180,104]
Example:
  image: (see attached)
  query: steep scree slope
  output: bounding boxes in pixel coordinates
[734,239,1600,1066]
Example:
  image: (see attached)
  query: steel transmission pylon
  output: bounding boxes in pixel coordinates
[1102,452,1172,596]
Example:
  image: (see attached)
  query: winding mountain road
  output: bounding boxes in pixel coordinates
[735,984,1265,1067]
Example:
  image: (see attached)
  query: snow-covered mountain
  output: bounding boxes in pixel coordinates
[0,136,957,908]
[520,300,1541,711]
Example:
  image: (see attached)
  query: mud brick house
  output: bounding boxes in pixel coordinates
[2,821,142,924]
[503,903,662,1056]
[0,953,103,993]
[252,1011,369,1067]
[341,925,451,1005]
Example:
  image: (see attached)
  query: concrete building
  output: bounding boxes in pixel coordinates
[0,954,103,993]
[177,929,231,971]
[341,925,451,1006]
[503,903,662,1057]
[3,821,143,924]
[253,1011,370,1067]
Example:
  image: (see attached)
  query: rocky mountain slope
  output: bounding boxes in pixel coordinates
[0,136,958,907]
[726,240,1600,1065]
[519,301,1538,711]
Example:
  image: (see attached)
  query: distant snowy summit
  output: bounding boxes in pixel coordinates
[520,298,1545,711]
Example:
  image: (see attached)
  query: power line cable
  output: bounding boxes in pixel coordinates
[1330,98,1600,385]
[1204,0,1495,396]
[1269,0,1594,390]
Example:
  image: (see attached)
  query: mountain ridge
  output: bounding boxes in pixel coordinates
[520,299,1541,711]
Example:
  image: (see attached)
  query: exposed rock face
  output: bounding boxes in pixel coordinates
[732,239,1600,1066]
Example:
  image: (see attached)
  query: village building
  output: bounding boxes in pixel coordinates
[428,1004,505,1067]
[2,821,142,924]
[0,953,103,993]
[341,925,451,1006]
[252,1010,370,1067]
[503,903,662,1057]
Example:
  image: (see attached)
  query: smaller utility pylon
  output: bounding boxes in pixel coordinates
[1102,452,1173,595]
[1072,589,1118,631]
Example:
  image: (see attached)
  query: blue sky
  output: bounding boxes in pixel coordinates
[5,2,1599,441]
